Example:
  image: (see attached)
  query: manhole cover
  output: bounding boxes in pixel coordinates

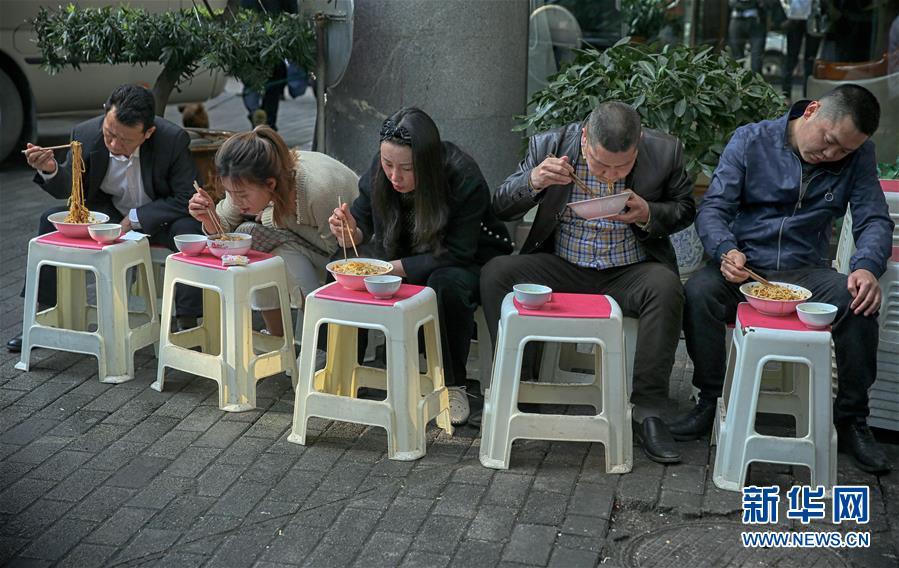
[620,521,849,568]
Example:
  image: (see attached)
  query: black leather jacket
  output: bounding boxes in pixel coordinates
[493,122,695,272]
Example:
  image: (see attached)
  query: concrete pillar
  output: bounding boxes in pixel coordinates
[325,0,529,190]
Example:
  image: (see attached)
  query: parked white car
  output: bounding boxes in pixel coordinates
[0,0,227,163]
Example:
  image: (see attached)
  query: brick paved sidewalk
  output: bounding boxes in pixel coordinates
[0,85,896,567]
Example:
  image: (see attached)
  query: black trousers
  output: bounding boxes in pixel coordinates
[728,16,766,74]
[782,19,821,97]
[684,264,876,424]
[25,205,204,318]
[479,253,685,413]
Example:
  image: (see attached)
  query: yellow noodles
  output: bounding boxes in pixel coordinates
[747,284,809,301]
[64,141,92,224]
[331,261,390,276]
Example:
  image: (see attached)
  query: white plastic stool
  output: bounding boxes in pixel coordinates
[480,292,632,473]
[153,251,295,412]
[472,306,492,394]
[288,283,453,461]
[16,233,159,383]
[538,317,639,389]
[713,303,836,492]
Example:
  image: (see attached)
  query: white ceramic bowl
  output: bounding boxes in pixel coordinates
[513,283,553,310]
[326,258,393,290]
[48,211,110,239]
[174,234,208,256]
[364,275,403,299]
[739,281,812,316]
[206,233,252,258]
[87,223,122,244]
[796,302,838,329]
[567,191,632,220]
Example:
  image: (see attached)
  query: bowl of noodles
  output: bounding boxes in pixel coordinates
[739,281,812,316]
[207,233,252,258]
[327,258,393,290]
[48,211,110,239]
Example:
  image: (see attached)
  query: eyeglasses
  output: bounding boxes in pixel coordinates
[379,119,412,145]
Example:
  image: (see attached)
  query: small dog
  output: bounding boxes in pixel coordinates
[178,103,210,129]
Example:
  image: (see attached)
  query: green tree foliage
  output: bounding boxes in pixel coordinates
[32,4,315,114]
[517,40,787,180]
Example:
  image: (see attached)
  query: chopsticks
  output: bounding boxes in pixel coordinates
[337,196,359,258]
[547,153,599,197]
[720,254,772,286]
[194,181,226,236]
[21,144,71,153]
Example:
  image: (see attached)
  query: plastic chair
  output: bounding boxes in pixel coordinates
[288,283,453,461]
[538,317,639,389]
[712,303,836,492]
[153,251,295,412]
[479,292,632,473]
[16,233,159,383]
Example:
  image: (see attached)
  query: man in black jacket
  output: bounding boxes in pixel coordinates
[8,84,202,352]
[480,101,695,463]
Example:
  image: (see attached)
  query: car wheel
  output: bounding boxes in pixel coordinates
[762,51,783,85]
[0,68,25,163]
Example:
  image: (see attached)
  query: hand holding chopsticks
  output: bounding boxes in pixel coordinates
[720,253,772,286]
[192,181,227,236]
[546,153,600,197]
[335,197,359,258]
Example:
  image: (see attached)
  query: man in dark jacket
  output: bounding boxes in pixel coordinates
[8,84,202,352]
[480,101,696,463]
[670,84,892,475]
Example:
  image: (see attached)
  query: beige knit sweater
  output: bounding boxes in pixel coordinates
[215,150,359,257]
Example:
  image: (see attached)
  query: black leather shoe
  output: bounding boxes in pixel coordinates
[6,335,22,353]
[634,417,681,464]
[837,422,892,475]
[668,398,717,441]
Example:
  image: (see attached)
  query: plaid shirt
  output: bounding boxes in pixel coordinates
[554,154,647,269]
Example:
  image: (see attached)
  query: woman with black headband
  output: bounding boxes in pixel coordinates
[329,107,513,425]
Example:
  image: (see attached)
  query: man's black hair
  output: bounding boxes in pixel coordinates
[104,84,156,131]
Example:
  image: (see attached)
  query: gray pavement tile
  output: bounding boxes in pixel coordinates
[176,515,244,555]
[657,489,703,517]
[65,423,130,453]
[68,486,138,522]
[378,495,435,535]
[560,515,608,539]
[353,531,414,567]
[292,443,346,471]
[266,429,308,458]
[147,495,216,531]
[323,506,383,545]
[400,466,455,500]
[83,385,142,413]
[554,534,602,554]
[113,528,183,565]
[45,468,112,502]
[14,379,76,409]
[207,527,277,568]
[451,539,504,567]
[350,475,403,511]
[119,415,180,446]
[143,428,203,460]
[466,505,518,543]
[83,507,157,547]
[261,523,325,564]
[0,498,72,539]
[164,446,222,478]
[547,545,600,567]
[244,411,292,440]
[174,404,224,432]
[238,453,294,485]
[27,449,93,481]
[245,498,301,527]
[197,463,249,498]
[195,421,252,449]
[483,472,533,508]
[33,392,95,421]
[255,563,300,568]
[614,474,660,511]
[400,549,452,568]
[270,466,325,503]
[153,392,209,420]
[84,441,146,471]
[502,524,558,566]
[701,481,744,516]
[0,387,26,407]
[369,456,416,478]
[433,482,488,519]
[18,517,97,561]
[206,480,270,518]
[0,417,59,446]
[140,552,208,567]
[105,455,172,489]
[450,463,495,486]
[46,410,108,439]
[103,397,167,426]
[319,460,372,494]
[0,478,56,514]
[125,474,194,510]
[0,460,34,485]
[55,543,117,568]
[0,536,29,565]
[291,490,350,528]
[302,539,364,568]
[519,490,567,525]
[661,464,707,495]
[0,443,20,461]
[533,462,580,495]
[412,514,469,555]
[0,406,37,434]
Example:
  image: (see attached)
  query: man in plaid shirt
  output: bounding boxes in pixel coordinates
[481,102,695,463]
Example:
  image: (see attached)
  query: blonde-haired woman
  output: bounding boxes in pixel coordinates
[189,126,359,336]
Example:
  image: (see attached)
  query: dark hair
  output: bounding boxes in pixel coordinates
[104,84,156,131]
[215,126,297,225]
[372,107,449,258]
[818,84,880,137]
[585,101,642,152]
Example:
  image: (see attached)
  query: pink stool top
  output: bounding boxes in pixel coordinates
[736,302,828,332]
[315,281,427,306]
[37,231,123,250]
[881,179,899,193]
[171,250,273,270]
[514,292,612,319]
[892,246,899,262]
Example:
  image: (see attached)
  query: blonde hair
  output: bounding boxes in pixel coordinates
[214,126,297,225]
